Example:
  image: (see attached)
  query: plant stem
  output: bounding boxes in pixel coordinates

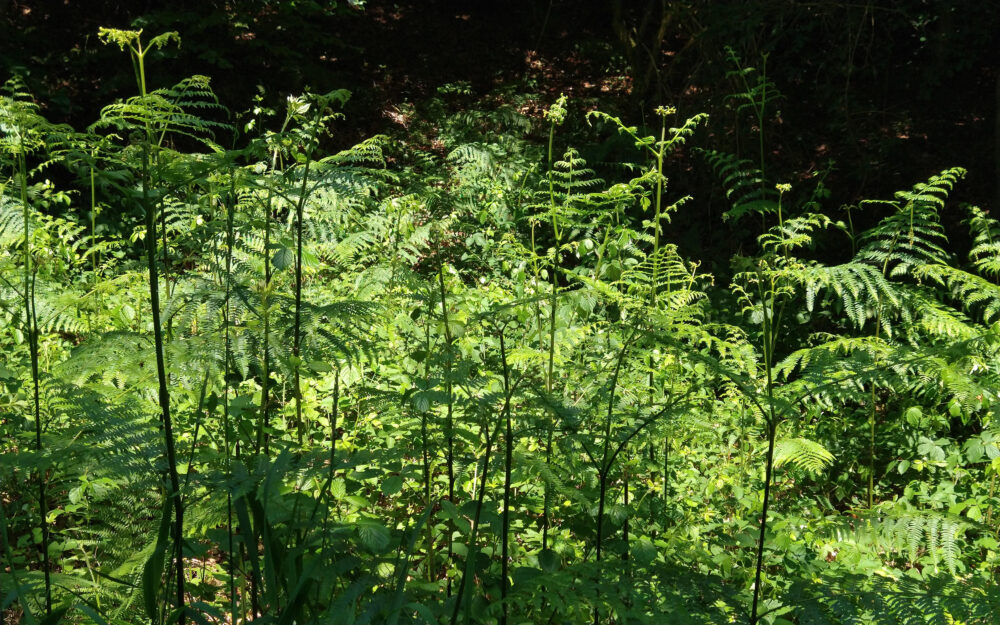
[594,330,635,620]
[142,141,185,624]
[19,149,51,616]
[542,118,559,552]
[293,156,313,445]
[499,328,513,625]
[223,180,236,624]
[438,264,456,594]
[421,297,435,581]
[449,413,499,625]
[257,150,278,457]
[89,152,99,332]
[750,269,779,625]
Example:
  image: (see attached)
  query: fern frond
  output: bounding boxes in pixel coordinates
[697,148,776,222]
[965,205,1000,277]
[773,437,834,473]
[913,263,1000,324]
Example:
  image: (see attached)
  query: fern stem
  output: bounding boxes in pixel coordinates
[542,117,559,553]
[867,232,898,508]
[985,470,996,526]
[750,417,778,625]
[546,125,558,393]
[500,327,513,625]
[449,409,500,625]
[136,40,148,98]
[596,331,635,576]
[757,54,768,182]
[293,155,313,446]
[223,180,237,625]
[331,366,340,481]
[89,152,98,333]
[142,141,185,624]
[19,149,51,616]
[651,115,666,532]
[436,264,457,595]
[421,295,434,582]
[750,269,779,625]
[257,155,277,457]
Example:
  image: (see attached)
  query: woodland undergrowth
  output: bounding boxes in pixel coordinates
[1,31,999,625]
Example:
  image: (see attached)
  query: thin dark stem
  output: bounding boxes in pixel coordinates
[449,414,499,625]
[750,269,779,625]
[542,116,559,554]
[541,427,553,550]
[330,367,340,486]
[592,330,636,625]
[438,265,456,595]
[20,151,51,616]
[258,168,275,457]
[499,329,513,625]
[223,181,236,624]
[421,298,434,581]
[293,156,313,445]
[622,466,629,563]
[749,419,777,625]
[143,142,185,624]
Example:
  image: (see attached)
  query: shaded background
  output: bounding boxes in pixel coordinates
[3,0,998,256]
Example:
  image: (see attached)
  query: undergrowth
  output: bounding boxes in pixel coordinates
[0,31,998,625]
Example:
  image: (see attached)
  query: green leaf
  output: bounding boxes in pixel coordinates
[272,247,294,271]
[357,518,391,552]
[537,548,559,572]
[632,538,657,565]
[381,475,404,496]
[309,360,332,373]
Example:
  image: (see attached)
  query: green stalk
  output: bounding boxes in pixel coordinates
[986,470,996,526]
[142,141,185,624]
[542,112,559,551]
[19,148,51,616]
[499,328,514,625]
[330,367,340,481]
[293,155,313,445]
[749,271,779,625]
[595,335,632,567]
[437,265,456,594]
[757,55,768,182]
[421,296,435,582]
[648,115,667,535]
[530,215,554,550]
[89,150,98,332]
[546,118,559,394]
[450,405,501,625]
[257,147,280,457]
[867,232,899,508]
[222,180,237,624]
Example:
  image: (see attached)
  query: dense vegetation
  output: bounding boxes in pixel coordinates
[2,3,1000,624]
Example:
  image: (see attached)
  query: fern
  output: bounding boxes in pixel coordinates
[698,148,776,222]
[773,437,834,473]
[965,205,1000,277]
[828,506,976,576]
[856,168,964,277]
